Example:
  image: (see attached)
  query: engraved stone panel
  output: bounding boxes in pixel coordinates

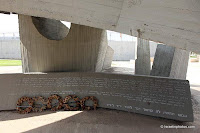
[0,72,193,122]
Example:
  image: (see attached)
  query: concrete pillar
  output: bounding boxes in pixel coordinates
[151,44,190,79]
[19,15,111,73]
[102,46,114,70]
[197,55,200,62]
[135,38,151,75]
[169,48,190,79]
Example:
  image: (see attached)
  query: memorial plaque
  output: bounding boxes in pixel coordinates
[0,72,193,121]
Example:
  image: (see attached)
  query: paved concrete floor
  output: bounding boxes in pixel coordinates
[0,108,199,133]
[0,61,200,133]
[0,66,22,74]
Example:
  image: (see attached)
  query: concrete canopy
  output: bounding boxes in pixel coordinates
[0,0,200,53]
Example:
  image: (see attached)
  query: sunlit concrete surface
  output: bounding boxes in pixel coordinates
[0,111,82,133]
[0,66,22,74]
[187,62,200,88]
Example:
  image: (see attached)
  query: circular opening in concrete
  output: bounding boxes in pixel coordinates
[32,17,70,41]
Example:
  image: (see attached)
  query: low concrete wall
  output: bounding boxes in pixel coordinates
[108,41,136,61]
[0,39,21,59]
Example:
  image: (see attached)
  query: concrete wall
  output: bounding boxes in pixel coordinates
[108,41,136,61]
[0,39,21,59]
[109,41,157,61]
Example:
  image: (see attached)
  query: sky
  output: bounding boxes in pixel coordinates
[0,14,71,33]
[0,14,19,33]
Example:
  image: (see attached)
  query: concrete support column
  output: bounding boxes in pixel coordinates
[19,15,112,73]
[135,38,151,75]
[102,46,114,70]
[151,44,190,79]
[169,48,190,79]
[197,55,200,62]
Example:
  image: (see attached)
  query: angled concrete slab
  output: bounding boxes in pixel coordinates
[1,0,200,53]
[151,45,175,77]
[151,44,189,79]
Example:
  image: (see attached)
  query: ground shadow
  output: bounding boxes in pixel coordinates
[22,108,198,133]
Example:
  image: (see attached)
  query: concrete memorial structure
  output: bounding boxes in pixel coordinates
[135,37,151,75]
[19,15,113,73]
[151,44,190,79]
[0,1,197,129]
[0,72,193,122]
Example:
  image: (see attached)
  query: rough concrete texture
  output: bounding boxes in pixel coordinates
[0,72,193,121]
[31,17,69,41]
[151,45,175,77]
[135,38,151,75]
[19,15,110,73]
[151,44,189,79]
[102,46,114,70]
[170,48,190,79]
[1,1,200,53]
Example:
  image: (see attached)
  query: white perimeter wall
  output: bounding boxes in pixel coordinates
[109,41,157,61]
[0,39,21,59]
